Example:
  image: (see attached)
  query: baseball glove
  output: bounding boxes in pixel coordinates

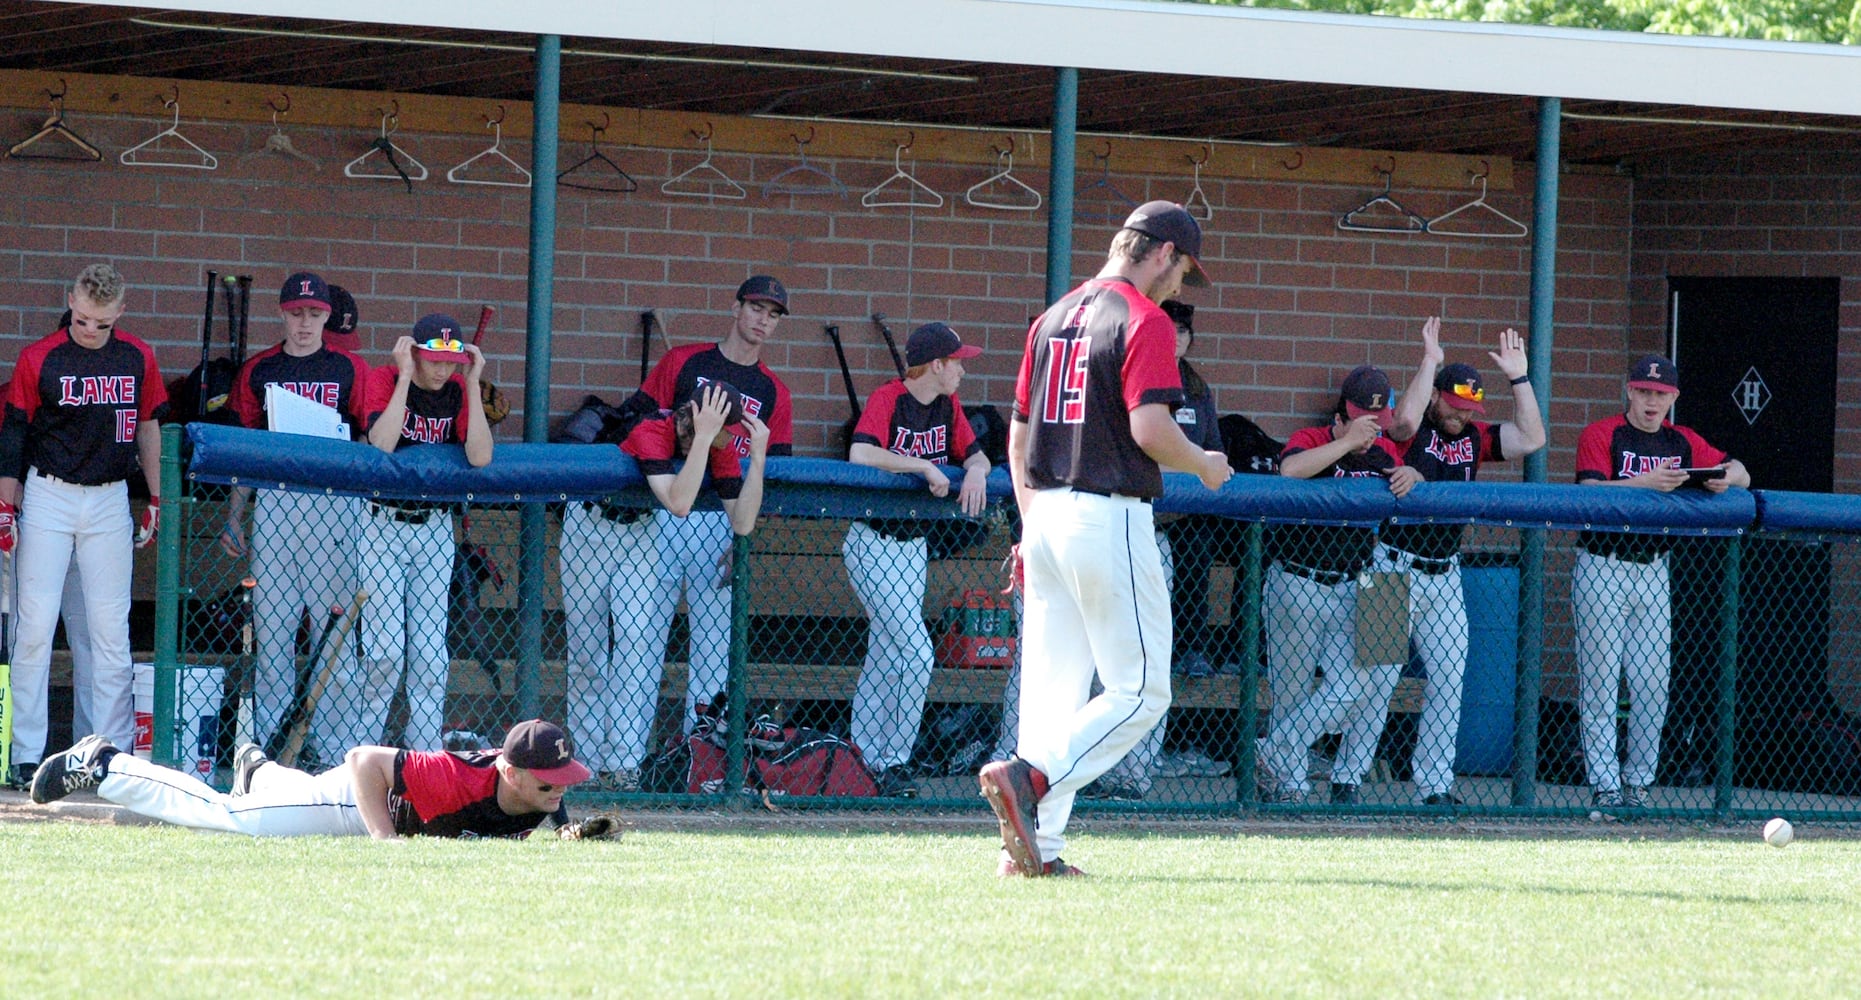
[557,814,624,841]
[481,379,511,426]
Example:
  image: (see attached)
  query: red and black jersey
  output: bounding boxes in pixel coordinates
[0,327,169,484]
[1384,414,1506,559]
[853,380,981,465]
[629,343,792,458]
[620,410,745,501]
[1575,413,1729,559]
[363,365,468,448]
[1267,425,1403,574]
[389,749,567,838]
[227,343,370,436]
[1012,277,1184,498]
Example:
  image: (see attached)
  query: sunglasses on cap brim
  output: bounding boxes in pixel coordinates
[1448,383,1484,403]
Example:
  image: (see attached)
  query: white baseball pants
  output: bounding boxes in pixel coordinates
[8,471,134,766]
[100,750,366,837]
[1262,566,1400,792]
[250,490,358,755]
[1572,550,1671,792]
[345,507,454,752]
[843,521,933,772]
[559,501,659,772]
[646,508,735,732]
[1016,488,1172,862]
[1380,545,1469,800]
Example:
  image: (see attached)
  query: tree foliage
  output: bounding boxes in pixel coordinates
[1202,0,1861,43]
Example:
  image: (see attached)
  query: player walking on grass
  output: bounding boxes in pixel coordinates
[1572,355,1747,809]
[1384,319,1545,805]
[1,264,166,788]
[30,719,599,840]
[982,202,1232,877]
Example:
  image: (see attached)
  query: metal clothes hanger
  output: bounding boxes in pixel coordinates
[861,132,943,209]
[964,135,1042,212]
[660,123,746,200]
[344,102,428,193]
[1182,145,1214,222]
[119,85,218,170]
[447,106,532,188]
[1337,158,1427,233]
[6,81,101,162]
[1076,141,1137,223]
[557,113,637,193]
[764,126,846,198]
[237,92,320,169]
[1424,163,1529,239]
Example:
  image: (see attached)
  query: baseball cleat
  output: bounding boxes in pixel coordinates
[998,850,1086,878]
[231,743,270,797]
[30,734,113,804]
[979,757,1044,877]
[1622,784,1650,809]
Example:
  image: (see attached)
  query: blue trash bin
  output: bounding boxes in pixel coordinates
[1456,566,1517,775]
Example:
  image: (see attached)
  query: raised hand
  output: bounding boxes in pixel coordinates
[1420,316,1444,366]
[1489,327,1528,382]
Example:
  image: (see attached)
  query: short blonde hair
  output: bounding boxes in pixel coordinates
[72,263,126,306]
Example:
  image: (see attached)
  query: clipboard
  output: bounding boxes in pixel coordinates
[265,384,348,440]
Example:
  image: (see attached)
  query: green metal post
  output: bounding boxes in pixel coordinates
[515,33,562,720]
[1714,535,1742,816]
[152,424,184,767]
[1236,520,1263,806]
[1514,96,1561,807]
[724,532,753,809]
[1045,67,1077,306]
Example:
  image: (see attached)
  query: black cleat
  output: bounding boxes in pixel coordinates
[30,735,113,804]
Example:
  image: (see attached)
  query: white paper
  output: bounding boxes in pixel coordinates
[265,384,348,440]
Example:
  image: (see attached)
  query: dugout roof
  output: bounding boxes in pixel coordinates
[9,0,1861,165]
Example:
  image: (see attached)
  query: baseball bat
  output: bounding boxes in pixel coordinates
[824,323,862,455]
[471,305,494,347]
[267,602,342,762]
[638,309,656,385]
[196,271,218,419]
[234,274,252,365]
[221,273,240,362]
[871,312,907,378]
[276,589,368,769]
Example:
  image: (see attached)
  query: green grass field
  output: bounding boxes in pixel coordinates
[5,820,1855,998]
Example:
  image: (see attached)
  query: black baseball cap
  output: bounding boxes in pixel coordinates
[1340,365,1395,429]
[501,719,592,785]
[1159,299,1194,332]
[736,275,788,315]
[412,313,469,364]
[325,285,359,335]
[905,322,982,368]
[1434,362,1487,414]
[692,379,748,431]
[279,271,332,311]
[1120,201,1210,288]
[1627,354,1679,394]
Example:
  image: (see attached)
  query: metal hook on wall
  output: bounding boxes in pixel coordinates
[1278,150,1304,171]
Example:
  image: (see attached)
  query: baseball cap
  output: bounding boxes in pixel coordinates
[412,313,470,363]
[501,719,592,785]
[1120,200,1210,288]
[736,275,788,315]
[1626,354,1679,393]
[1159,299,1195,332]
[1340,365,1395,429]
[689,379,748,434]
[279,271,332,312]
[905,321,982,368]
[323,285,360,350]
[1433,362,1487,414]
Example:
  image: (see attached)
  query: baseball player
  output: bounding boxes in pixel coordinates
[28,718,606,840]
[348,317,492,753]
[1259,366,1420,804]
[844,321,989,798]
[615,276,793,736]
[982,201,1233,877]
[563,383,769,791]
[217,272,370,760]
[1384,319,1545,805]
[1573,355,1747,808]
[0,264,166,789]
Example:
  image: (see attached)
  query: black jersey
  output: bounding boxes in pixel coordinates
[1267,425,1403,575]
[363,365,469,448]
[631,343,792,458]
[1574,413,1728,560]
[853,378,981,540]
[1013,277,1184,499]
[227,342,370,435]
[0,326,169,484]
[1382,414,1505,560]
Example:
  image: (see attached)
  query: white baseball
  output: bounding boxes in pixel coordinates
[1763,817,1794,848]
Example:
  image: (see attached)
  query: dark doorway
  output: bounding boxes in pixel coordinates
[1666,276,1839,790]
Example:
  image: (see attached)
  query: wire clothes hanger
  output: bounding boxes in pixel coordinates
[862,132,943,209]
[1182,145,1214,222]
[763,126,846,198]
[661,123,746,200]
[6,81,101,162]
[344,102,428,192]
[1337,158,1427,233]
[119,85,217,170]
[237,92,319,169]
[448,106,531,188]
[557,113,637,193]
[964,135,1042,212]
[1076,141,1137,224]
[1424,163,1528,239]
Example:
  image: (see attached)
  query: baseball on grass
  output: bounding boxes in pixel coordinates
[1763,817,1794,847]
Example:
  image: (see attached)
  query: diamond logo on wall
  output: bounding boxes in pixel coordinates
[1733,367,1770,426]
